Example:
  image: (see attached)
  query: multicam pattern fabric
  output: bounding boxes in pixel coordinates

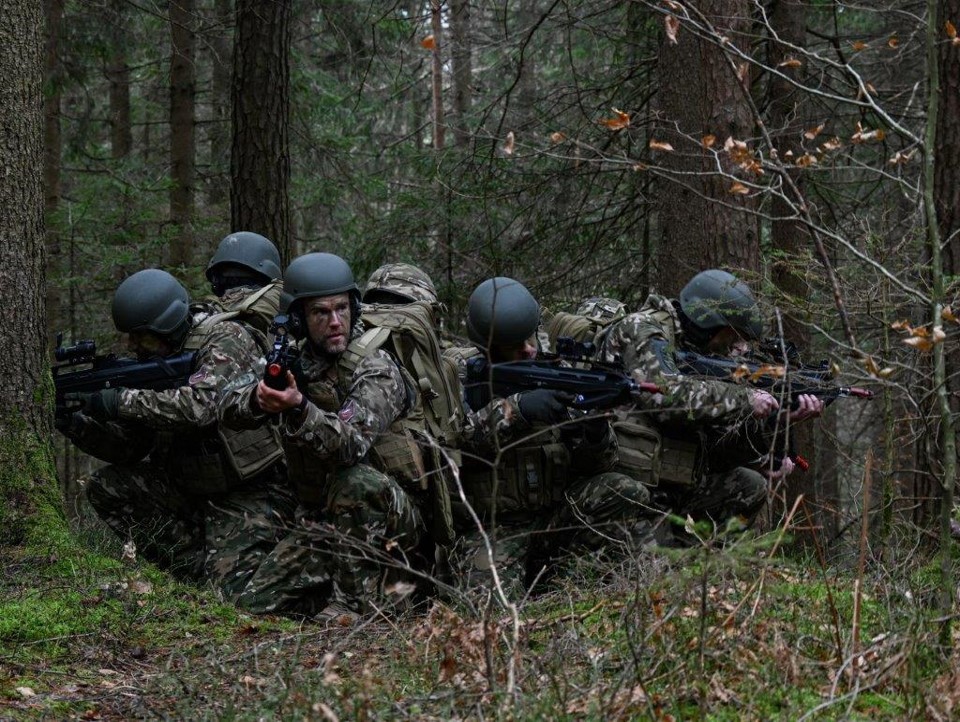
[192,280,282,337]
[218,325,427,615]
[575,296,628,323]
[363,263,438,305]
[63,313,292,598]
[234,464,423,615]
[598,293,768,527]
[598,293,753,424]
[445,345,652,596]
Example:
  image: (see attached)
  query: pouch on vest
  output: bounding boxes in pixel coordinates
[659,436,700,486]
[612,417,663,487]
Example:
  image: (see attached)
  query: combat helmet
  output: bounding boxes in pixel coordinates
[206,231,282,296]
[466,277,540,348]
[111,269,191,343]
[363,263,438,305]
[283,252,361,335]
[678,269,763,340]
[575,296,627,324]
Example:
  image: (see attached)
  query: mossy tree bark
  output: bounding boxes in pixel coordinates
[0,0,63,548]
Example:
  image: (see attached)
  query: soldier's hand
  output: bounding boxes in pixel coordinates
[762,455,795,481]
[789,393,825,423]
[517,389,574,425]
[256,372,305,415]
[65,388,122,421]
[54,410,82,436]
[748,389,779,419]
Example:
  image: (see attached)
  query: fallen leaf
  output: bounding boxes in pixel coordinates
[665,15,680,45]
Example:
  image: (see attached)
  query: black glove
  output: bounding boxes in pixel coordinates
[517,389,574,425]
[54,410,81,436]
[66,388,122,422]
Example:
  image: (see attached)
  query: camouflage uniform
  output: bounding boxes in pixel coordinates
[446,347,652,596]
[64,312,294,599]
[598,293,767,526]
[218,323,425,616]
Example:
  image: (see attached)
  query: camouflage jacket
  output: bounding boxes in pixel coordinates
[446,346,618,475]
[65,315,266,463]
[219,323,412,465]
[598,293,753,427]
[191,281,282,337]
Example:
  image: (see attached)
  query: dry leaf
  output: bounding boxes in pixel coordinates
[934,325,947,343]
[862,356,881,375]
[947,20,958,39]
[736,61,750,82]
[749,364,786,382]
[600,108,630,130]
[702,134,717,148]
[632,163,647,171]
[888,149,915,165]
[943,306,958,323]
[385,581,417,597]
[821,137,843,152]
[804,123,826,140]
[16,687,36,698]
[503,131,515,155]
[729,181,750,195]
[795,153,818,168]
[549,131,566,143]
[891,319,914,332]
[888,36,900,49]
[852,40,868,51]
[852,122,885,144]
[877,367,896,379]
[903,336,934,352]
[778,57,803,69]
[649,139,674,152]
[420,35,436,50]
[665,15,680,45]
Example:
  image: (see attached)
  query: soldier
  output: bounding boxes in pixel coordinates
[597,269,824,535]
[201,231,284,335]
[56,269,292,599]
[448,277,653,596]
[219,254,440,618]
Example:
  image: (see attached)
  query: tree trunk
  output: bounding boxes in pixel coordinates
[207,0,232,206]
[655,0,759,296]
[231,0,291,262]
[170,0,196,268]
[449,0,471,148]
[105,0,131,159]
[0,0,60,547]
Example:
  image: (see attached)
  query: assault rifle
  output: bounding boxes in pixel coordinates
[672,348,874,409]
[263,314,298,390]
[464,337,660,412]
[52,334,195,419]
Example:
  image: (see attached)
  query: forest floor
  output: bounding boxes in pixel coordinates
[3,516,960,721]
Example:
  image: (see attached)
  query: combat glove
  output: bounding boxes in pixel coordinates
[517,389,573,425]
[66,388,123,421]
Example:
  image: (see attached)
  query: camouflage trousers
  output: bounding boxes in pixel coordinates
[650,465,768,528]
[450,471,652,597]
[84,461,295,599]
[234,463,425,616]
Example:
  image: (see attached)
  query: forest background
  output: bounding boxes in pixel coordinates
[5,0,960,719]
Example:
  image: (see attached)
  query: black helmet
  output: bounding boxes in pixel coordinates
[362,263,438,305]
[206,231,282,296]
[466,277,540,348]
[111,269,191,342]
[283,253,360,337]
[678,269,763,340]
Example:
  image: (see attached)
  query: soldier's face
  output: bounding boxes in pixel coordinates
[705,327,743,355]
[127,331,175,360]
[305,293,352,355]
[491,336,538,363]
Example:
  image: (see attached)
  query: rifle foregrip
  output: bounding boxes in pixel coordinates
[263,361,288,391]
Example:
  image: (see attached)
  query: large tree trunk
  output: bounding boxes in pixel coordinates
[106,0,131,159]
[170,0,196,267]
[231,0,291,262]
[207,0,232,206]
[0,0,60,547]
[655,0,760,296]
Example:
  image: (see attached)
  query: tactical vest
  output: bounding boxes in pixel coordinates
[443,345,572,522]
[607,300,699,487]
[193,282,282,337]
[170,311,284,497]
[286,329,456,545]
